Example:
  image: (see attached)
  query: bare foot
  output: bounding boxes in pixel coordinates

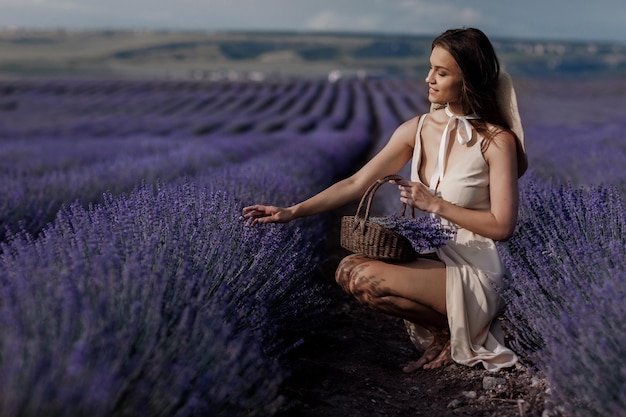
[402,328,450,373]
[423,339,452,369]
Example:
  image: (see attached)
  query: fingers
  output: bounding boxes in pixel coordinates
[248,217,263,227]
[241,205,266,226]
[392,178,410,186]
[241,204,285,227]
[396,182,433,211]
[242,204,263,213]
[394,179,420,197]
[244,215,269,227]
[242,205,270,217]
[396,181,417,205]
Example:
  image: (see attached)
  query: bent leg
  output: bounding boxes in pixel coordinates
[335,254,447,322]
[335,254,452,371]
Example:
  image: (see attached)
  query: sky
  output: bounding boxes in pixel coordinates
[1,0,625,43]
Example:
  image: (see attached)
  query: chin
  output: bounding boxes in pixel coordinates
[428,96,443,105]
[428,99,445,109]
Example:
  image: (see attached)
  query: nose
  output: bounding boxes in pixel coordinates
[425,69,435,84]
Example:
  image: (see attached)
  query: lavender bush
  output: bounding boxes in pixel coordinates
[541,271,626,417]
[499,175,626,417]
[0,180,332,416]
[1,186,273,416]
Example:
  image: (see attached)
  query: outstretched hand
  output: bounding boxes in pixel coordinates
[242,204,294,226]
[391,178,438,213]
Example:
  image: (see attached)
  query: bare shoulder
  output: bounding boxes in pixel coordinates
[487,127,517,152]
[483,127,517,165]
[397,114,421,132]
[389,114,422,144]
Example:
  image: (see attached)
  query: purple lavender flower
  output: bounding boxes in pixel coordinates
[499,175,626,416]
[370,213,455,253]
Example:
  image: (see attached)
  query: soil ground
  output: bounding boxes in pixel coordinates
[275,284,550,417]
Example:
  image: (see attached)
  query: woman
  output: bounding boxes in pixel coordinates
[243,28,527,372]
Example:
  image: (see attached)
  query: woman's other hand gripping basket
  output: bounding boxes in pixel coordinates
[340,175,455,262]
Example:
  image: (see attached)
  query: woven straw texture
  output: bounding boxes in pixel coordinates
[340,175,418,261]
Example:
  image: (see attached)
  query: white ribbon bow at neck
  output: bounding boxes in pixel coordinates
[443,105,480,146]
[428,106,481,193]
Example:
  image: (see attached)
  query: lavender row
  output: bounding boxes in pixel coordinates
[502,78,626,413]
[0,78,276,117]
[500,175,626,417]
[0,183,320,417]
[0,104,374,415]
[506,80,626,415]
[457,77,626,414]
[515,77,626,192]
[0,121,369,242]
[0,77,393,240]
[0,79,375,140]
[523,122,626,191]
[0,133,291,241]
[0,79,399,144]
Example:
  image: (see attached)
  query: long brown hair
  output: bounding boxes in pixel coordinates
[432,28,527,177]
[433,29,510,143]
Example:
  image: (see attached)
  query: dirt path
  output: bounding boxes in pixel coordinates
[275,212,552,417]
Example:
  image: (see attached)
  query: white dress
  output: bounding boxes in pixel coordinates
[405,112,518,371]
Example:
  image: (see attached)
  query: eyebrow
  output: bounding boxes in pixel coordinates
[431,65,451,71]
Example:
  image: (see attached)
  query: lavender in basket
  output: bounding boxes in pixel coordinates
[370,214,455,253]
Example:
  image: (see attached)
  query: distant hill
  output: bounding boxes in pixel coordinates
[1,29,624,80]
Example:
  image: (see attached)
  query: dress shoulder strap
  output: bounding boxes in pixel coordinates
[415,113,427,139]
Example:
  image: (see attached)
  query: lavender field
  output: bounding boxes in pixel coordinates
[0,75,625,417]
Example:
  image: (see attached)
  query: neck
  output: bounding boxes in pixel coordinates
[444,104,481,122]
[446,103,465,116]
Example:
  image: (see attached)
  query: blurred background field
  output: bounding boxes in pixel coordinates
[1,28,626,80]
[1,23,626,417]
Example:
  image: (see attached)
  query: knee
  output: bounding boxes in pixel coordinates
[335,254,359,291]
[335,255,381,304]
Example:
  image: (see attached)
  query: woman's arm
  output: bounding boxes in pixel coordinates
[243,116,419,225]
[396,130,519,241]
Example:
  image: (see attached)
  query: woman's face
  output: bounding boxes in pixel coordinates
[425,45,463,107]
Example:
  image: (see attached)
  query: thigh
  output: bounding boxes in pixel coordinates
[338,255,447,315]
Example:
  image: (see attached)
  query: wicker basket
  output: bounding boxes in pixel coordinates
[340,174,418,261]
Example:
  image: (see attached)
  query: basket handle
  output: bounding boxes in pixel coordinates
[353,174,414,233]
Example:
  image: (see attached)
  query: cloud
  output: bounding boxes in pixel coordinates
[302,1,485,35]
[457,8,484,25]
[0,0,623,42]
[391,0,486,31]
[305,9,381,31]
